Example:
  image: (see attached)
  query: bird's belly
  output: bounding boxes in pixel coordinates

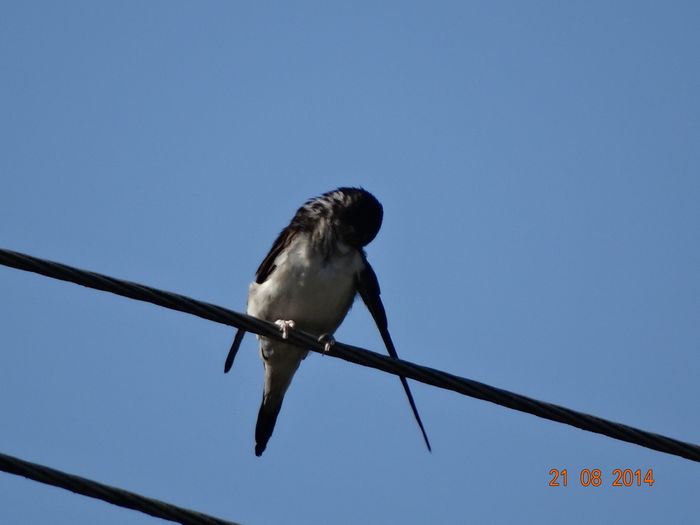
[247,250,361,335]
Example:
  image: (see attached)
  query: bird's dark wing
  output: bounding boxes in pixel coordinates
[356,256,432,451]
[224,227,299,373]
[224,328,246,373]
[255,226,297,284]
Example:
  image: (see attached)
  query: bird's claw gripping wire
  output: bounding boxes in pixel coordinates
[274,319,296,339]
[317,333,335,353]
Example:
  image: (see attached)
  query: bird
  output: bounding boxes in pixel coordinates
[224,187,430,456]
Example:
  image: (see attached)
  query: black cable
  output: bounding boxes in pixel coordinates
[0,452,241,525]
[1,247,699,463]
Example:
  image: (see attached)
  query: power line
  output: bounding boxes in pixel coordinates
[0,451,241,525]
[1,247,699,464]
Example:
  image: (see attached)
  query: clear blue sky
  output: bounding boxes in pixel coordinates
[1,2,698,524]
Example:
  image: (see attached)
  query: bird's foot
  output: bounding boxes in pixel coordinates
[274,319,296,339]
[317,333,336,353]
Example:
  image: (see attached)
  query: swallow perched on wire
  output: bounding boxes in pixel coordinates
[224,187,430,456]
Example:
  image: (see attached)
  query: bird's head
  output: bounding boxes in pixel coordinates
[334,188,383,248]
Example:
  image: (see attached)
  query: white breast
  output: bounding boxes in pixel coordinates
[247,233,364,335]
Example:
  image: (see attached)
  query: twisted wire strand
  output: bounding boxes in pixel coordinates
[1,247,699,463]
[0,452,241,525]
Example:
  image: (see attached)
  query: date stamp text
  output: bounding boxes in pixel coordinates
[548,468,655,487]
